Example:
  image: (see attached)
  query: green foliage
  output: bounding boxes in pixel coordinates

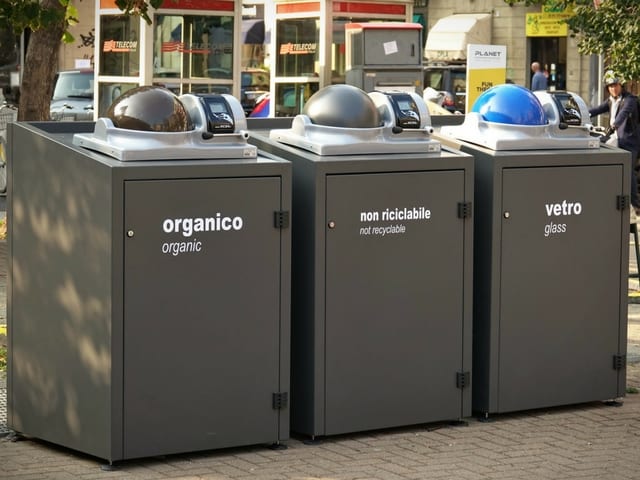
[0,0,168,43]
[115,0,166,24]
[0,0,75,41]
[504,0,640,81]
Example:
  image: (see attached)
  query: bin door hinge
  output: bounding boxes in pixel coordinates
[617,195,630,211]
[274,210,290,229]
[613,354,626,370]
[272,392,288,410]
[456,371,470,389]
[458,202,472,219]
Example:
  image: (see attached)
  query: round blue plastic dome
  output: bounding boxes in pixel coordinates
[471,84,548,125]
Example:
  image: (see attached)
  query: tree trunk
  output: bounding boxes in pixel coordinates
[17,0,66,121]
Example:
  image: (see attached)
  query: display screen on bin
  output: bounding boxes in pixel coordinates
[551,92,582,126]
[387,92,421,129]
[198,94,235,134]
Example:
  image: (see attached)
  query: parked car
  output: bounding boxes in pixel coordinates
[423,87,460,115]
[50,69,94,121]
[249,92,270,117]
[240,68,269,116]
[423,64,466,114]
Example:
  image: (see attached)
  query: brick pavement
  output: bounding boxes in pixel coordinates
[0,365,639,479]
[1,235,640,479]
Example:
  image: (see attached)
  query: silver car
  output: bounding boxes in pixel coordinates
[50,69,94,121]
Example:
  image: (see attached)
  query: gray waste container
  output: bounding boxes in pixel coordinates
[7,88,291,463]
[440,84,629,416]
[249,85,474,438]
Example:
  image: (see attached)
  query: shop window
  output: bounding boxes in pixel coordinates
[153,14,234,94]
[275,82,319,117]
[98,82,138,116]
[276,18,320,77]
[100,15,140,76]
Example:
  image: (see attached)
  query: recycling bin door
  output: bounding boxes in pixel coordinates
[498,164,624,412]
[324,170,467,434]
[123,176,285,458]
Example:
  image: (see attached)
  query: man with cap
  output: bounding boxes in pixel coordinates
[589,70,640,218]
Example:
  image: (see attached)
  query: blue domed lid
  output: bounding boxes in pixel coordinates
[471,84,548,125]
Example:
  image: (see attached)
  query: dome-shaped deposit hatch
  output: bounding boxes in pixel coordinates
[107,86,194,132]
[268,85,440,156]
[471,84,548,126]
[303,84,382,128]
[439,84,597,150]
[72,89,257,161]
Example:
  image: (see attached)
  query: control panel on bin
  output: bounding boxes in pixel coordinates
[440,84,600,151]
[72,86,257,161]
[269,84,440,156]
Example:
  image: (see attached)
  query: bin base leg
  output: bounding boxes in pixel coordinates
[605,399,624,407]
[269,441,288,450]
[302,435,322,445]
[477,413,495,423]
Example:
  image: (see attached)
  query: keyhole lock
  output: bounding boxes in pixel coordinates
[503,212,510,219]
[126,230,135,238]
[328,221,336,229]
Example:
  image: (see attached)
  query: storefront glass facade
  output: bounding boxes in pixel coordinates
[153,14,235,95]
[99,15,140,77]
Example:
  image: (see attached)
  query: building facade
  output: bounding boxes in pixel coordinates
[56,0,602,116]
[420,0,601,107]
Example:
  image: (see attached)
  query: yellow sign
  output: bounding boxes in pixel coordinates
[466,45,507,112]
[526,12,569,37]
[467,68,507,112]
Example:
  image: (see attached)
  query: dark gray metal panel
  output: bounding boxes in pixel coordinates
[7,123,291,462]
[123,176,284,458]
[498,164,624,412]
[324,171,466,434]
[249,132,474,437]
[291,157,326,436]
[467,146,630,415]
[469,151,502,413]
[7,122,114,459]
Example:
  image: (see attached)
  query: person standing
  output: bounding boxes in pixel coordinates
[589,70,640,218]
[531,61,548,91]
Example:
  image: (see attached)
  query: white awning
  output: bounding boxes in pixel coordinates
[424,13,492,61]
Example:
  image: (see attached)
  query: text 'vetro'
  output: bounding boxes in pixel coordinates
[543,200,582,238]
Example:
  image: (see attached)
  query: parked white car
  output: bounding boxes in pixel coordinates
[50,69,94,121]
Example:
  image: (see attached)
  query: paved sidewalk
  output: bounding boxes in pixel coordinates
[0,368,639,480]
[1,241,640,479]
